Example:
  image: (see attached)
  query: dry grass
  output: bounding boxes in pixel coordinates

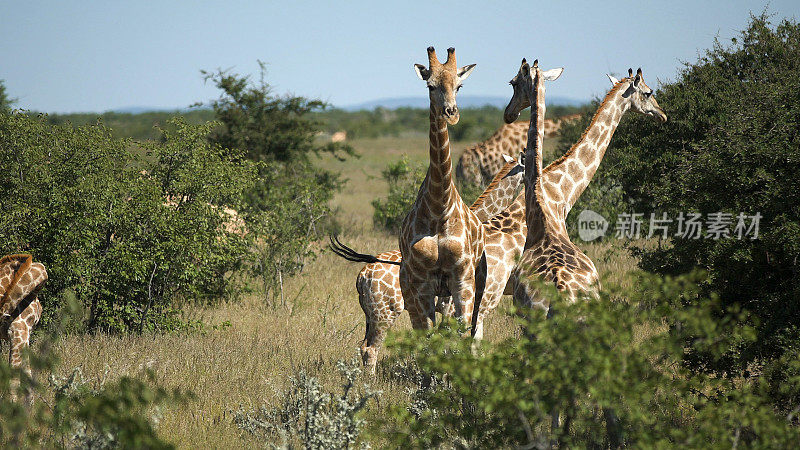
[38,133,636,448]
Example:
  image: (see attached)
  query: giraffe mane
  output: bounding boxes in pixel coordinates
[469,159,517,212]
[542,78,630,174]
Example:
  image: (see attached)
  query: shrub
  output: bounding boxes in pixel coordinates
[0,113,255,332]
[203,62,355,304]
[0,80,14,112]
[377,272,799,448]
[234,359,378,449]
[599,13,800,391]
[371,157,426,233]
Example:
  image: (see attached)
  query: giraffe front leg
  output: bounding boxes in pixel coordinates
[448,263,477,335]
[399,264,436,330]
[435,296,454,317]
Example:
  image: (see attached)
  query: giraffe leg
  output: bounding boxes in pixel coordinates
[360,310,402,375]
[8,314,32,404]
[447,263,477,334]
[435,296,454,318]
[399,265,435,330]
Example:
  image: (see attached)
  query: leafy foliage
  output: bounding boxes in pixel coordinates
[202,62,354,304]
[595,14,800,390]
[0,113,254,332]
[371,157,426,232]
[0,80,15,112]
[378,272,799,448]
[234,359,378,449]
[42,109,215,141]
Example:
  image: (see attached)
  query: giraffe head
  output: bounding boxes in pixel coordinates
[414,46,476,125]
[607,68,667,123]
[504,58,564,123]
[501,152,525,180]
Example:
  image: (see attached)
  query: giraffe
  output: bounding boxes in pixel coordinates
[505,63,667,312]
[454,114,581,187]
[0,254,48,404]
[455,121,528,186]
[398,46,484,332]
[505,63,666,440]
[330,153,524,373]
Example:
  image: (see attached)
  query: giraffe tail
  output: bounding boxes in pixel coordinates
[328,235,401,266]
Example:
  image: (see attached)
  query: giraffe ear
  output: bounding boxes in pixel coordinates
[502,154,514,163]
[542,68,564,81]
[414,64,430,81]
[607,74,619,85]
[457,64,476,81]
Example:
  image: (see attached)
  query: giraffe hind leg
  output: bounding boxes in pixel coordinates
[7,312,33,405]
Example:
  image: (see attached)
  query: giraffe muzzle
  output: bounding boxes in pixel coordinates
[443,106,459,124]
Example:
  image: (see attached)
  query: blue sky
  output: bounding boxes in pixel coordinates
[2,1,798,113]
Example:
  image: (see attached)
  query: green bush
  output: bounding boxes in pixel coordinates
[42,109,216,141]
[0,113,255,332]
[0,80,14,112]
[203,62,355,305]
[371,157,426,233]
[377,272,799,448]
[598,13,800,391]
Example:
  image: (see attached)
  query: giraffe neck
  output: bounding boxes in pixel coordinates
[524,71,548,236]
[547,80,630,214]
[469,159,520,222]
[425,106,458,217]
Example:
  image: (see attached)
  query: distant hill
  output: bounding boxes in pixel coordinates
[340,95,586,111]
[109,105,209,114]
[102,96,586,115]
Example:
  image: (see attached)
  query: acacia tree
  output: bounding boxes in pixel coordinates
[202,62,355,305]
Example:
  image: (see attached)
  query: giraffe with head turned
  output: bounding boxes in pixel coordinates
[455,121,529,186]
[330,153,524,373]
[0,254,48,404]
[455,115,581,187]
[399,46,484,332]
[505,61,667,313]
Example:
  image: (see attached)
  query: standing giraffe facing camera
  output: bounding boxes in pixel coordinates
[331,153,524,373]
[398,46,484,332]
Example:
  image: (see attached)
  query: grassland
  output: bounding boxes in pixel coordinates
[43,131,637,448]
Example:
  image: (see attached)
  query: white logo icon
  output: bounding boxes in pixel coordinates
[577,209,608,241]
